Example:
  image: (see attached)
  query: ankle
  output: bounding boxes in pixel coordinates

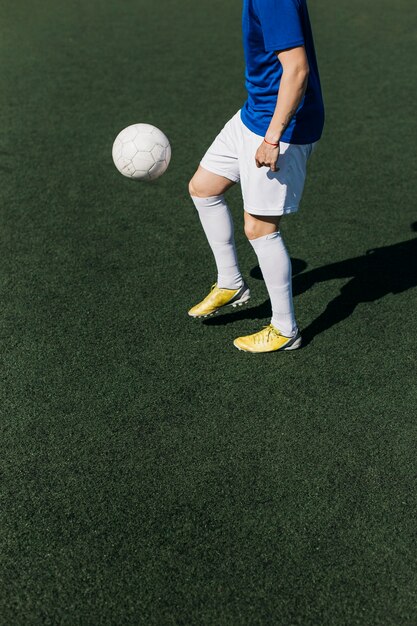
[217,274,244,290]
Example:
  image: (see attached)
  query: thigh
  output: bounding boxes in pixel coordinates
[189,165,236,197]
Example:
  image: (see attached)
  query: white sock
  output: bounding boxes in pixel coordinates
[249,231,297,337]
[191,195,243,290]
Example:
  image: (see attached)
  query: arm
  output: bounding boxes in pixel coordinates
[255,46,310,172]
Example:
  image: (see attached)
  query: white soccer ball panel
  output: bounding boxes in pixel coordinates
[134,123,158,135]
[121,140,138,160]
[133,133,157,153]
[151,127,170,148]
[112,137,122,160]
[165,143,172,167]
[119,159,137,177]
[148,159,169,181]
[130,169,150,181]
[132,152,154,172]
[151,144,165,162]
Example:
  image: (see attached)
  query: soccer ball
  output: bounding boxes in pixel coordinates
[112,124,171,181]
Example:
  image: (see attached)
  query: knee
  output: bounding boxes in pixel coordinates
[188,176,206,198]
[244,214,281,240]
[244,223,259,241]
[188,177,197,197]
[244,220,264,241]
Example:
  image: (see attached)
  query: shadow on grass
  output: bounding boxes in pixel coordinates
[204,224,417,346]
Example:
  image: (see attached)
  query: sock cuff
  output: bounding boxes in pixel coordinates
[249,231,281,250]
[191,195,226,211]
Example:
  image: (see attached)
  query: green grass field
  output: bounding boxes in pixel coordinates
[1,0,417,623]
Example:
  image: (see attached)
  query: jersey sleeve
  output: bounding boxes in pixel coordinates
[253,0,305,52]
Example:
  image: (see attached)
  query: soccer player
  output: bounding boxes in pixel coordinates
[188,0,325,353]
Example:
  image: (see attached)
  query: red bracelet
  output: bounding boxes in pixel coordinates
[263,138,280,147]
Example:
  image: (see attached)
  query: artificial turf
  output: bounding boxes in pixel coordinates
[1,0,417,623]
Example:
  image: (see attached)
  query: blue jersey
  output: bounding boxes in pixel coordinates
[241,0,325,144]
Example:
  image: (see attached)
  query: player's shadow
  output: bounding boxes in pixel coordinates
[203,223,417,345]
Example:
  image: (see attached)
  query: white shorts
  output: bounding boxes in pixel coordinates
[200,110,317,216]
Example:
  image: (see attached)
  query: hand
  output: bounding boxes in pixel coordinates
[255,140,280,172]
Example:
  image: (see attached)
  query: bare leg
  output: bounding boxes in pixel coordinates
[189,165,235,198]
[243,211,282,239]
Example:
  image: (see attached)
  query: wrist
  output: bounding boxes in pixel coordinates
[263,137,280,147]
[264,130,282,145]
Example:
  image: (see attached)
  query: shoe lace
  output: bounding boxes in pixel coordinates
[256,324,281,344]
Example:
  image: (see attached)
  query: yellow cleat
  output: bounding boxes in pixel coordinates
[233,324,302,353]
[188,282,250,318]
